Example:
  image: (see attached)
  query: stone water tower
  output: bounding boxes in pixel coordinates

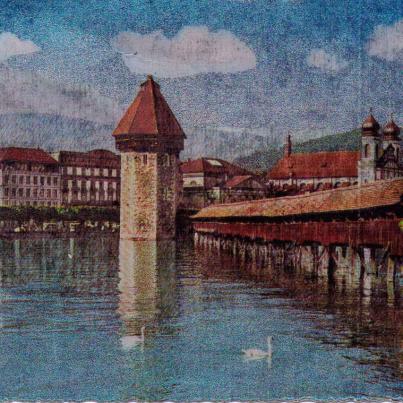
[113,75,185,240]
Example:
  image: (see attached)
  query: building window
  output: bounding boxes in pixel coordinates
[143,154,148,165]
[94,168,100,176]
[47,189,51,198]
[26,188,31,198]
[39,189,44,198]
[26,176,31,185]
[33,176,38,185]
[4,175,9,185]
[41,177,45,186]
[67,167,73,175]
[4,188,8,197]
[112,169,117,177]
[77,167,82,176]
[103,168,108,177]
[11,175,16,184]
[19,176,24,184]
[33,189,38,198]
[53,189,58,198]
[18,188,23,197]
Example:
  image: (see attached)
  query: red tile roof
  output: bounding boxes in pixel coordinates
[113,75,185,139]
[225,175,263,189]
[193,178,403,220]
[0,147,58,165]
[267,151,360,180]
[225,175,252,188]
[181,158,251,176]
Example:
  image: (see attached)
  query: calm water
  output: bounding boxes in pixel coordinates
[0,234,401,401]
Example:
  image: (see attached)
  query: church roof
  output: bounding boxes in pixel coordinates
[267,151,360,180]
[113,75,185,138]
[0,147,58,165]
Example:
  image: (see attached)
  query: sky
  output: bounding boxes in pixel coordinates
[0,0,402,143]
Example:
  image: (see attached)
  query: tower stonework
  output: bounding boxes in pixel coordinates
[358,113,380,184]
[113,75,185,240]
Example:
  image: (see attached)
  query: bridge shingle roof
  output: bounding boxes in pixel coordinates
[193,178,403,219]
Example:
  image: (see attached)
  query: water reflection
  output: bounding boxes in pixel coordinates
[0,234,401,400]
[118,239,177,346]
[194,239,403,384]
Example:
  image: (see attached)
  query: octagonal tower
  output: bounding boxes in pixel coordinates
[113,75,185,240]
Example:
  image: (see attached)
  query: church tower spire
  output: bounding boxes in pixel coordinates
[284,133,292,157]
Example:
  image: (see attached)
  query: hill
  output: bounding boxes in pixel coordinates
[234,129,361,172]
[0,113,115,151]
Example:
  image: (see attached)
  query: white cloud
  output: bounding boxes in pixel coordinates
[367,19,403,62]
[306,49,348,73]
[0,32,40,62]
[111,26,256,78]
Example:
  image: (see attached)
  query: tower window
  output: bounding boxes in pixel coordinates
[364,144,370,158]
[143,154,148,165]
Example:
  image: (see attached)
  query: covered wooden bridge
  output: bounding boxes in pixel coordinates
[192,178,403,257]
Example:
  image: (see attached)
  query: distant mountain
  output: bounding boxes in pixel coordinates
[182,126,282,161]
[0,113,115,152]
[234,129,361,172]
[0,114,282,159]
[0,113,361,171]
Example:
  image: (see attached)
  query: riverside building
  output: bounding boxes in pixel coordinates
[0,147,61,207]
[51,149,121,207]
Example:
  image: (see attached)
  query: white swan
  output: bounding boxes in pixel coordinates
[121,326,145,350]
[242,336,272,361]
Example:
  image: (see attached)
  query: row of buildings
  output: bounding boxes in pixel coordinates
[0,148,120,207]
[0,112,401,209]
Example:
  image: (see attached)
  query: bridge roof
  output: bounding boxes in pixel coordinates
[193,178,403,220]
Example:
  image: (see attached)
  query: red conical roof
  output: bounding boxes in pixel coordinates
[362,113,380,134]
[383,119,400,140]
[113,75,185,138]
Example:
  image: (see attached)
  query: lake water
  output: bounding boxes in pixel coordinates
[0,234,401,401]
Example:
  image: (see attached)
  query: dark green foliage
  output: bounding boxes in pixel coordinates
[0,206,119,223]
[234,129,361,172]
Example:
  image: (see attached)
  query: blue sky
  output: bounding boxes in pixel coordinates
[0,0,402,142]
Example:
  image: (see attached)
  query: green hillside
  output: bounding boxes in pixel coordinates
[234,129,361,172]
